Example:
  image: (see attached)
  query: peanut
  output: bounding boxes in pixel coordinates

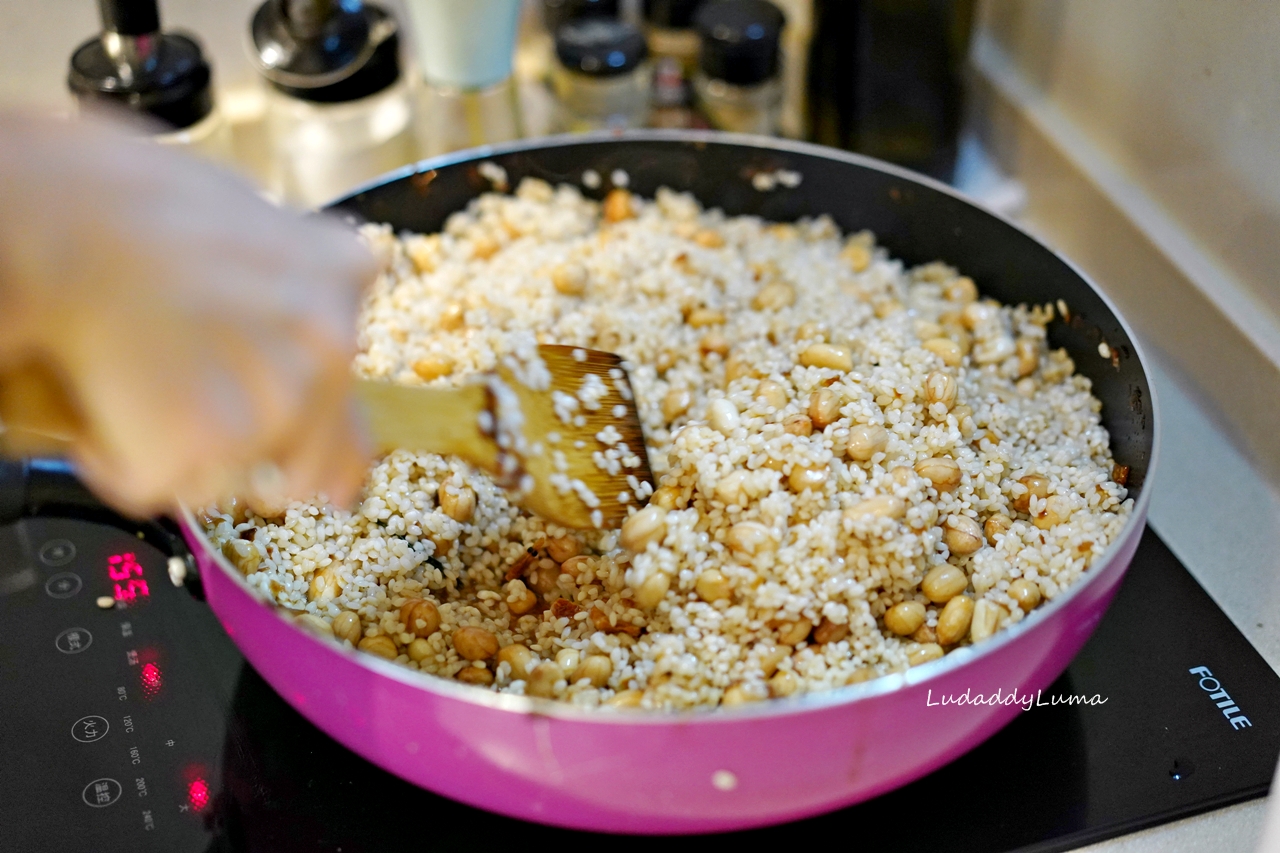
[331,611,362,645]
[358,634,399,660]
[884,601,927,635]
[922,564,968,603]
[399,598,442,638]
[936,595,974,645]
[942,514,984,556]
[452,626,499,661]
[808,387,842,429]
[915,457,962,491]
[799,343,853,372]
[620,505,667,551]
[846,424,889,461]
[496,643,536,680]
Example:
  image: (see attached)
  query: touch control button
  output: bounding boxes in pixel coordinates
[44,572,83,599]
[82,778,122,808]
[55,627,92,654]
[39,539,76,567]
[71,715,109,743]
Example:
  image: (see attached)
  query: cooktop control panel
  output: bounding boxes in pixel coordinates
[0,516,235,853]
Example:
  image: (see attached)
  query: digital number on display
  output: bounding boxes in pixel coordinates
[108,553,150,604]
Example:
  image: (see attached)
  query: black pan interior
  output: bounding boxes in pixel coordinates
[331,135,1154,493]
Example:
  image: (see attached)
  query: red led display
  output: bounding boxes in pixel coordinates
[187,778,210,812]
[108,553,150,604]
[140,662,163,699]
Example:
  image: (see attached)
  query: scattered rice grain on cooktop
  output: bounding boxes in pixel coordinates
[202,179,1132,710]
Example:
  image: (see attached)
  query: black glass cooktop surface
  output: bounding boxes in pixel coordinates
[1,518,1276,853]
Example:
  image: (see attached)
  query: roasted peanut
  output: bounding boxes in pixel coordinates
[527,662,566,698]
[800,343,853,372]
[775,618,813,646]
[686,306,726,327]
[924,371,957,411]
[783,413,814,436]
[908,643,945,666]
[808,387,842,429]
[603,188,633,221]
[844,495,905,520]
[884,601,927,635]
[727,521,774,556]
[456,665,495,686]
[696,569,732,602]
[846,424,889,461]
[755,379,788,411]
[984,513,1013,544]
[969,599,1006,643]
[722,684,760,706]
[1012,475,1050,513]
[662,387,692,421]
[841,241,872,272]
[399,598,442,638]
[504,579,539,615]
[788,465,828,492]
[573,655,614,687]
[694,228,725,248]
[942,514,984,556]
[331,611,362,644]
[220,538,260,575]
[308,567,339,602]
[358,634,399,659]
[412,356,454,382]
[769,670,800,698]
[922,337,963,367]
[452,626,499,661]
[708,398,741,433]
[438,480,475,522]
[439,302,465,331]
[634,571,671,610]
[724,351,756,383]
[294,613,331,637]
[606,689,644,708]
[922,564,968,603]
[1015,337,1040,377]
[915,457,962,491]
[945,276,978,303]
[551,261,588,295]
[936,595,974,645]
[407,638,432,662]
[1008,578,1042,611]
[497,643,536,680]
[700,330,730,357]
[752,281,796,310]
[813,618,850,644]
[1032,494,1074,529]
[620,505,667,551]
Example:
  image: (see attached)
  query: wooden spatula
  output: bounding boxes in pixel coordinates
[355,345,654,529]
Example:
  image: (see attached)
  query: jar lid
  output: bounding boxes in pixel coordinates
[249,0,401,103]
[555,18,648,77]
[695,0,784,86]
[643,0,704,29]
[68,0,214,132]
[544,0,619,34]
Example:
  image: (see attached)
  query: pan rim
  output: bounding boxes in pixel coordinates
[183,129,1162,725]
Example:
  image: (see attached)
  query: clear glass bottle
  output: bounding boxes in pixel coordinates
[67,0,232,162]
[693,0,785,136]
[250,0,415,207]
[551,18,651,132]
[643,0,703,128]
[404,0,524,157]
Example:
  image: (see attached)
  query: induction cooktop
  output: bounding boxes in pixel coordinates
[0,468,1276,853]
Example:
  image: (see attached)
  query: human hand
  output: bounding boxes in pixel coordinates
[0,113,375,516]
